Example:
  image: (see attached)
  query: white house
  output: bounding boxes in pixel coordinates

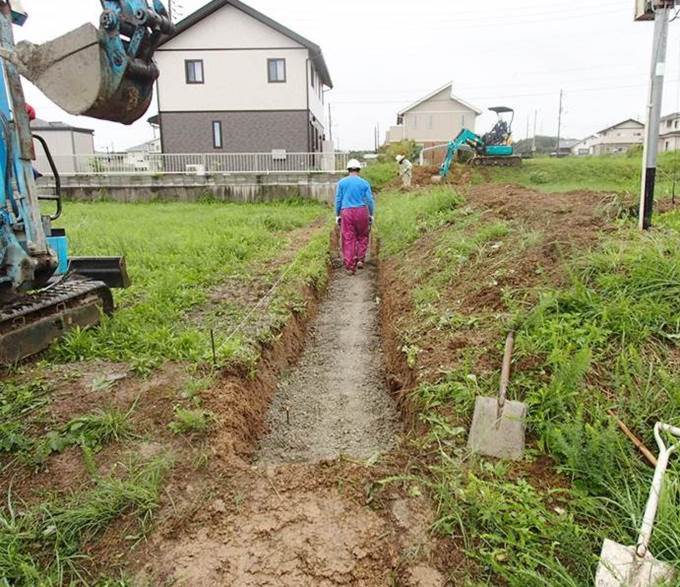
[659,112,680,152]
[571,120,644,156]
[387,82,481,148]
[155,0,332,155]
[30,118,95,174]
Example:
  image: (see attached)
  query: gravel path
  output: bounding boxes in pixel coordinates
[258,263,400,464]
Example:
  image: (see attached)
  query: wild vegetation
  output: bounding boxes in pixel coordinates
[376,175,680,584]
[488,150,680,195]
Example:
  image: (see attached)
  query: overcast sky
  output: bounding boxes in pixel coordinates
[14,0,680,151]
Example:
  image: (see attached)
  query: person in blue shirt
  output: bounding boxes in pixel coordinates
[335,159,375,275]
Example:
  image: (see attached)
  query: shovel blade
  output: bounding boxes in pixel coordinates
[16,24,153,125]
[596,539,675,587]
[467,396,526,461]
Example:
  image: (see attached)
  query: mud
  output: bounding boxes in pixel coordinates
[258,264,400,463]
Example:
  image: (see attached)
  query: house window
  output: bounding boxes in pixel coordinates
[675,120,679,129]
[310,66,316,88]
[668,120,673,128]
[185,60,204,84]
[268,58,286,83]
[212,121,223,149]
[666,140,671,151]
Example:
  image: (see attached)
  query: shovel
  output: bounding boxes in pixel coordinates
[595,422,679,587]
[467,331,527,461]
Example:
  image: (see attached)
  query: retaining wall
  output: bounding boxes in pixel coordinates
[38,172,344,205]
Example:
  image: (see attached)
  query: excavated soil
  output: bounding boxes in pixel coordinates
[134,253,446,586]
[258,264,400,464]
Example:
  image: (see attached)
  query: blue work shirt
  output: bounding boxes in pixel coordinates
[335,175,375,217]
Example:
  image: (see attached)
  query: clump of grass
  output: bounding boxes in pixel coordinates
[168,407,215,435]
[0,457,170,584]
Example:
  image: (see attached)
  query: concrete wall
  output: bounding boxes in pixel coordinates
[160,110,310,153]
[38,172,343,206]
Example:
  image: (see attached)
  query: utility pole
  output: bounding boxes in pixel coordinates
[555,89,564,156]
[639,3,672,230]
[526,115,530,141]
[532,110,538,154]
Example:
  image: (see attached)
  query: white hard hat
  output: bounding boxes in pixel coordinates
[347,158,362,170]
[396,155,405,163]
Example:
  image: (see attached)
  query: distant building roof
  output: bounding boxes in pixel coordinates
[31,118,94,134]
[559,139,580,150]
[596,118,644,135]
[159,0,332,88]
[398,82,482,116]
[661,112,680,122]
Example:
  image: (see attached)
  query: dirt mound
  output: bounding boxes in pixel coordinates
[380,183,612,387]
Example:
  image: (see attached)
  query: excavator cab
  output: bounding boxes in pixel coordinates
[12,1,172,124]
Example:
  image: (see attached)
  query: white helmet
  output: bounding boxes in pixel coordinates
[396,155,405,163]
[347,158,362,171]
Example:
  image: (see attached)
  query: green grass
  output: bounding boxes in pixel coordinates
[51,200,327,369]
[362,161,398,190]
[482,152,680,195]
[377,185,680,585]
[0,457,170,585]
[168,407,215,435]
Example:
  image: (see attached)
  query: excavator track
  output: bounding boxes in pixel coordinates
[0,276,113,365]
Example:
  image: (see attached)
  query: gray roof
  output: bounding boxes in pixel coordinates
[661,112,680,122]
[30,118,94,134]
[159,0,333,88]
[559,139,580,149]
[596,118,644,134]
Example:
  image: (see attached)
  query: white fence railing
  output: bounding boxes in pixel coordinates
[45,151,349,175]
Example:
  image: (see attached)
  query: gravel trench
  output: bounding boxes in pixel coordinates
[258,263,400,464]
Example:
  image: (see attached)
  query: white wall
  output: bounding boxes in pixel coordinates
[161,4,301,50]
[156,48,309,112]
[599,122,644,145]
[157,2,328,123]
[33,130,94,175]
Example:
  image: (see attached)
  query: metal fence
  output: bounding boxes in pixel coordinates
[46,151,350,175]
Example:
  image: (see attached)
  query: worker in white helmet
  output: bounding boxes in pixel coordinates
[396,154,413,189]
[335,159,375,275]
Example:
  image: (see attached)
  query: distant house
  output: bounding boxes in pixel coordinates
[155,0,332,155]
[30,118,95,174]
[571,135,599,156]
[554,139,579,157]
[386,82,481,149]
[570,120,644,156]
[124,138,162,172]
[659,112,680,152]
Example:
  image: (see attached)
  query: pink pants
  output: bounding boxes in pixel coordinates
[340,206,370,272]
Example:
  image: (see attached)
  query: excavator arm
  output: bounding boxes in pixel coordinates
[439,129,484,177]
[0,0,171,362]
[10,1,172,124]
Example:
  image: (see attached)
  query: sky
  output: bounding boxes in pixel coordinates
[14,0,680,151]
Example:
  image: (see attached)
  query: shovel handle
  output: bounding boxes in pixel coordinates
[636,422,680,559]
[497,331,515,411]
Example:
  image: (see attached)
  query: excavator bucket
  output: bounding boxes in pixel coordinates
[14,24,154,125]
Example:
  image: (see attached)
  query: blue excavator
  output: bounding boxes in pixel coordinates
[439,106,521,176]
[0,1,172,363]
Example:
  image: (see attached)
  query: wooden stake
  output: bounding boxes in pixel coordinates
[608,410,657,467]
